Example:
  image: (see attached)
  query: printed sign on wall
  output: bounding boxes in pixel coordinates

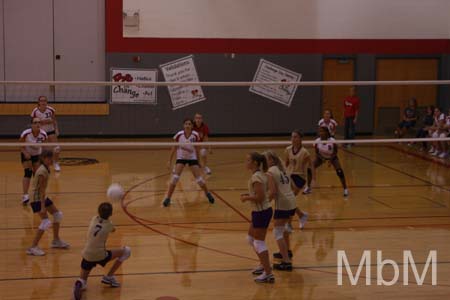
[160,55,206,110]
[249,59,302,107]
[110,68,157,104]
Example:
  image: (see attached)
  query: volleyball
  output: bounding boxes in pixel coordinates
[107,183,124,202]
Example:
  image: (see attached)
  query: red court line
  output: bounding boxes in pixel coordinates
[210,191,251,223]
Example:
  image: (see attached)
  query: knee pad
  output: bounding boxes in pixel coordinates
[118,246,131,262]
[38,218,52,231]
[253,240,268,254]
[432,131,439,138]
[246,235,254,247]
[439,133,447,138]
[200,148,207,157]
[24,168,33,178]
[336,168,345,179]
[54,146,61,153]
[284,223,293,234]
[53,211,63,223]
[171,174,180,185]
[196,176,205,185]
[273,226,285,241]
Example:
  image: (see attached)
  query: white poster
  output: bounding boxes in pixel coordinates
[249,59,302,107]
[160,55,206,110]
[110,68,157,104]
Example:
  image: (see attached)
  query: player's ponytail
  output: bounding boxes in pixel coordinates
[264,150,285,173]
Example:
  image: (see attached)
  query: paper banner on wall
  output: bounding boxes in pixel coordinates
[249,59,302,107]
[110,68,157,104]
[160,55,206,110]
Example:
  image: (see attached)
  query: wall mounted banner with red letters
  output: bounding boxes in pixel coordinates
[110,68,158,104]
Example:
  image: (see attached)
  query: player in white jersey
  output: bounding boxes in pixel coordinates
[284,130,311,231]
[72,202,131,300]
[264,151,296,271]
[314,127,349,197]
[31,96,61,171]
[241,152,274,283]
[163,118,215,207]
[19,118,47,204]
[318,109,338,137]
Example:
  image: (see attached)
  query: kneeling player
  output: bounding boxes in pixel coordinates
[73,202,131,300]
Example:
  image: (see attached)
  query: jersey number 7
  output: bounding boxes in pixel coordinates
[94,224,102,236]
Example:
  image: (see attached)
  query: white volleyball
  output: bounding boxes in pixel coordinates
[107,183,124,202]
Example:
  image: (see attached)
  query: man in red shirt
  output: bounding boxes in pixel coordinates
[193,113,212,174]
[343,87,360,147]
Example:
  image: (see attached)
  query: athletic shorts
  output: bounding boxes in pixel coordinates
[21,153,39,164]
[30,198,54,213]
[46,130,56,136]
[176,159,199,166]
[251,207,273,228]
[290,174,306,189]
[81,251,112,271]
[398,120,416,129]
[274,208,296,219]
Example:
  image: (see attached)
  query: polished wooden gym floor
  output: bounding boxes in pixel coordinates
[0,140,450,299]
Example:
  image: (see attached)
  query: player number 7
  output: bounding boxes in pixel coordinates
[94,224,102,236]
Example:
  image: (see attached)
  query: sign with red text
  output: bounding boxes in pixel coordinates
[110,68,158,104]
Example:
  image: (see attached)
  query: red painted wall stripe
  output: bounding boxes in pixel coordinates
[107,0,450,54]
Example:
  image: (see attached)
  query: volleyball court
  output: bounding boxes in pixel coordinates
[0,80,449,300]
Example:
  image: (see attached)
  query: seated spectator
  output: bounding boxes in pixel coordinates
[428,107,447,158]
[395,98,417,138]
[415,105,434,151]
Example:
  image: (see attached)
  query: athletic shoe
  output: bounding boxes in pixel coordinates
[22,194,30,205]
[431,151,440,157]
[302,187,312,195]
[285,223,293,233]
[252,265,264,275]
[254,272,275,283]
[273,261,293,271]
[438,152,448,159]
[204,166,212,175]
[273,250,293,259]
[162,198,171,207]
[51,239,70,249]
[428,147,435,153]
[206,192,215,204]
[299,212,309,229]
[101,275,121,287]
[54,162,61,172]
[26,246,45,256]
[72,279,83,300]
[344,189,349,197]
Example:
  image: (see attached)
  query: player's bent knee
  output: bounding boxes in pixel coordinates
[195,176,205,185]
[38,218,52,231]
[253,240,268,254]
[273,226,285,241]
[118,246,131,262]
[171,174,180,185]
[200,148,207,157]
[246,235,254,246]
[24,168,33,178]
[54,146,61,153]
[53,211,63,223]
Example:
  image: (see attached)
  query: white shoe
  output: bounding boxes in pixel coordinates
[101,275,121,287]
[54,162,61,172]
[254,272,275,283]
[299,212,309,229]
[428,147,435,153]
[302,187,312,194]
[22,194,30,205]
[204,166,212,175]
[26,246,45,256]
[431,151,440,157]
[344,189,349,197]
[51,239,70,249]
[439,152,448,159]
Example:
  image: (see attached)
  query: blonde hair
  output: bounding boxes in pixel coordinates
[264,150,285,173]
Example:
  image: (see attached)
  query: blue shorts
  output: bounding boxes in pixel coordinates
[30,198,54,213]
[251,207,273,228]
[290,174,306,189]
[274,208,296,219]
[176,159,199,166]
[81,250,112,271]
